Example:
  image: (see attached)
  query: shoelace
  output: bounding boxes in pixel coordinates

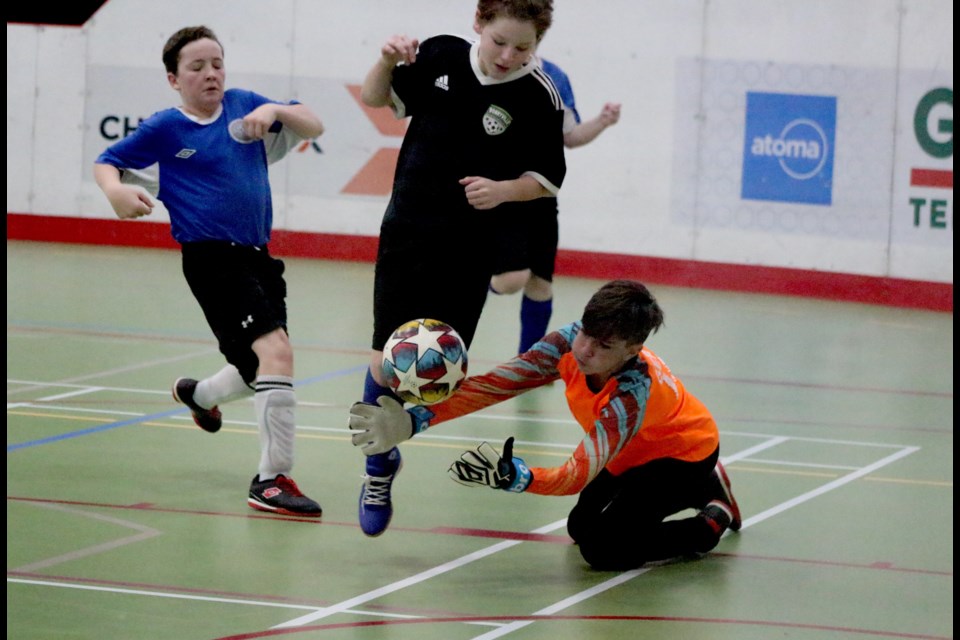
[275,476,304,497]
[361,473,394,506]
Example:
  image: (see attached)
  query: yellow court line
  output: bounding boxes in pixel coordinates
[8,410,951,488]
[727,464,953,488]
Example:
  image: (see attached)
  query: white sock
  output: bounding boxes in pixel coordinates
[195,364,253,408]
[254,375,296,480]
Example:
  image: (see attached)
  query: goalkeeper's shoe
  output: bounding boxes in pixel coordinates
[701,500,735,537]
[705,461,742,532]
[359,447,402,537]
[248,474,322,517]
[172,377,222,433]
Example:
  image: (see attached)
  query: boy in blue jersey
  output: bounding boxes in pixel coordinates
[490,58,621,354]
[93,26,325,517]
[354,0,567,537]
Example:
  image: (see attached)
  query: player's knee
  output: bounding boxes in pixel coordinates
[228,350,260,386]
[566,507,589,543]
[491,270,529,294]
[253,329,293,372]
[368,352,388,386]
[524,276,553,300]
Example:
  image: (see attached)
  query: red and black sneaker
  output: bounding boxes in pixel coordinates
[707,461,742,531]
[248,474,322,517]
[172,377,222,433]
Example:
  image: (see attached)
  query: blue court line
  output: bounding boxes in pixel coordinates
[7,364,369,453]
[7,408,186,452]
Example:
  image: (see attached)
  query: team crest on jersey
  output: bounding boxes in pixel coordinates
[483,105,512,136]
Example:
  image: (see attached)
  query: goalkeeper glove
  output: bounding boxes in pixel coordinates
[348,396,414,455]
[448,437,532,493]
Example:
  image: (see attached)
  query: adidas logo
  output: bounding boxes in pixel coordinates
[434,75,449,91]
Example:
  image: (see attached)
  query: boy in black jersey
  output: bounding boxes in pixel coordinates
[354,0,566,537]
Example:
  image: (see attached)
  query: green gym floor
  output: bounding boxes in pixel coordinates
[6,240,953,640]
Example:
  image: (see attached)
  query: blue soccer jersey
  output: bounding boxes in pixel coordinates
[96,88,293,246]
[540,58,581,127]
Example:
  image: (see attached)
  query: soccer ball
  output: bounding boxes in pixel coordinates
[382,318,468,405]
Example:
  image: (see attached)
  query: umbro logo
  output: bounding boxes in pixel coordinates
[434,75,449,91]
[175,148,196,158]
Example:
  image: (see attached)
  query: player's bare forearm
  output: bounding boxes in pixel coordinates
[244,103,323,140]
[274,103,324,139]
[564,102,621,148]
[360,63,393,107]
[361,35,418,107]
[93,163,154,219]
[459,175,551,210]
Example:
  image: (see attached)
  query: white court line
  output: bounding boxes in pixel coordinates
[738,445,919,529]
[724,429,922,448]
[5,348,218,396]
[4,434,912,635]
[464,444,920,640]
[270,517,576,629]
[37,387,105,402]
[270,442,780,630]
[4,579,504,628]
[6,395,923,635]
[8,379,176,396]
[8,404,161,417]
[7,579,323,610]
[746,459,862,471]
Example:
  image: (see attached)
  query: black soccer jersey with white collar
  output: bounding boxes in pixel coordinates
[387,34,566,219]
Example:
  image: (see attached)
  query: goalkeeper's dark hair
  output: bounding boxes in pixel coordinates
[163,26,222,75]
[476,0,554,41]
[581,280,665,347]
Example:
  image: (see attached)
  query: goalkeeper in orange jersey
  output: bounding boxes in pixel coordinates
[349,279,741,571]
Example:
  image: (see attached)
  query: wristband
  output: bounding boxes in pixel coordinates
[504,458,532,493]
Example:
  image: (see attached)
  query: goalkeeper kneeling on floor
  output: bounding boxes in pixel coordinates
[349,279,742,571]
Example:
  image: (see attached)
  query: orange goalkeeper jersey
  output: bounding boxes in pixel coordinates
[411,321,719,496]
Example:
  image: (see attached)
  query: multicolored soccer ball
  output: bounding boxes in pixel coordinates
[382,319,468,405]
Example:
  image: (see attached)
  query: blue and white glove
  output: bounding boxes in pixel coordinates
[448,437,532,493]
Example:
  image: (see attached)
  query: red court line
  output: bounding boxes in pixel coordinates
[7,496,945,576]
[9,573,949,639]
[711,552,951,577]
[910,168,953,188]
[5,496,572,543]
[428,526,572,544]
[211,614,951,640]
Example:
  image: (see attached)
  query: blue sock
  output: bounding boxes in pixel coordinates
[519,295,552,353]
[363,367,401,404]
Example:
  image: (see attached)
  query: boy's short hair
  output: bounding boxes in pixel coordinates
[162,26,221,75]
[476,0,554,41]
[581,280,665,346]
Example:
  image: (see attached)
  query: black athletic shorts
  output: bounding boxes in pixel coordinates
[371,204,494,351]
[181,241,287,383]
[489,198,559,280]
